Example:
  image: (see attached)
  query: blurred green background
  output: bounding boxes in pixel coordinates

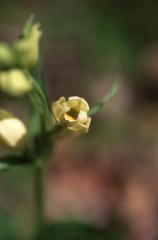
[1,0,158,239]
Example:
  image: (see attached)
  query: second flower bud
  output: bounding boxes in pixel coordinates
[0,69,32,97]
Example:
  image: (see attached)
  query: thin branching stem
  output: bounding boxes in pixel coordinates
[33,158,44,234]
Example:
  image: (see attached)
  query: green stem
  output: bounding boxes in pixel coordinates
[33,158,44,233]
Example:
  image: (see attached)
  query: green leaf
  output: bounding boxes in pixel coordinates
[28,110,41,142]
[26,72,53,130]
[20,14,35,38]
[0,153,31,172]
[28,72,48,113]
[89,80,119,116]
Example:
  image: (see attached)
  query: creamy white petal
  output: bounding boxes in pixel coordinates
[77,111,88,122]
[52,97,70,123]
[67,96,89,111]
[0,118,27,149]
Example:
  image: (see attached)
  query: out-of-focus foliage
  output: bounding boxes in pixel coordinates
[34,220,123,240]
[0,212,20,240]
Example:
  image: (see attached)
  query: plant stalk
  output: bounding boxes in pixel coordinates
[33,158,44,234]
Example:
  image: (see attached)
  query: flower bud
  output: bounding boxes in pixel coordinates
[0,69,32,96]
[51,96,91,133]
[0,109,27,149]
[14,23,42,68]
[0,42,15,67]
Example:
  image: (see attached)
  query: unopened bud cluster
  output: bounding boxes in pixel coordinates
[0,22,41,97]
[0,21,42,149]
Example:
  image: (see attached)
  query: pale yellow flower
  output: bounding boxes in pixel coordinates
[51,96,91,133]
[0,109,27,149]
[0,69,32,96]
[14,23,42,68]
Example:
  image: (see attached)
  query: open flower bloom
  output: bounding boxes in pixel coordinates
[0,69,32,96]
[51,96,91,133]
[14,23,42,68]
[0,109,27,149]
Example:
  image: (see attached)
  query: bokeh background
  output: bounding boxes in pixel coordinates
[1,1,158,239]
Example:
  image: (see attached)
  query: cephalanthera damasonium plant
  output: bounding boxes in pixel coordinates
[0,15,118,237]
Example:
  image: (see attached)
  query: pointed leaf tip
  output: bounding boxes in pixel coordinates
[89,80,120,116]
